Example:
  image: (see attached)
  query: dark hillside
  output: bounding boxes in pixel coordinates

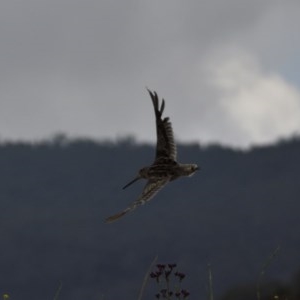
[0,138,299,299]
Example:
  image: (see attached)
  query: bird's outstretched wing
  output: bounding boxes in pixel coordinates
[147,89,177,161]
[105,178,169,223]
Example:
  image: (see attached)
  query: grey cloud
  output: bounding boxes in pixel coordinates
[0,0,280,79]
[0,0,299,146]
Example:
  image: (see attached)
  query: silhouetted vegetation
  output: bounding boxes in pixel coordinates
[0,136,300,299]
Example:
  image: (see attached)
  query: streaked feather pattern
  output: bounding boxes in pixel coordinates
[147,89,177,161]
[105,178,169,223]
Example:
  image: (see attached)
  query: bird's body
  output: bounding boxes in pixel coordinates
[105,89,199,223]
[140,158,198,181]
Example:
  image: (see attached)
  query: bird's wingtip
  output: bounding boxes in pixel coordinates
[105,210,128,224]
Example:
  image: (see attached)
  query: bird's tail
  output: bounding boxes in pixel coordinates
[105,208,131,224]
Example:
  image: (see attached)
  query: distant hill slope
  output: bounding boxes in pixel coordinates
[0,137,299,299]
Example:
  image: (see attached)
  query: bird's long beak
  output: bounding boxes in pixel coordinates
[122,176,141,190]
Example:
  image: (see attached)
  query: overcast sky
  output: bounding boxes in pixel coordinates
[1,0,300,148]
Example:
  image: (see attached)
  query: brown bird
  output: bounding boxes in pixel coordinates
[105,89,199,223]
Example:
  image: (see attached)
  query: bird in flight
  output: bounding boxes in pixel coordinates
[105,89,199,223]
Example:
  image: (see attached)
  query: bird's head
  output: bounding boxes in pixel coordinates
[186,164,200,176]
[138,167,149,177]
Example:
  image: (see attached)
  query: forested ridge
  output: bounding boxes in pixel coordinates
[0,137,299,299]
